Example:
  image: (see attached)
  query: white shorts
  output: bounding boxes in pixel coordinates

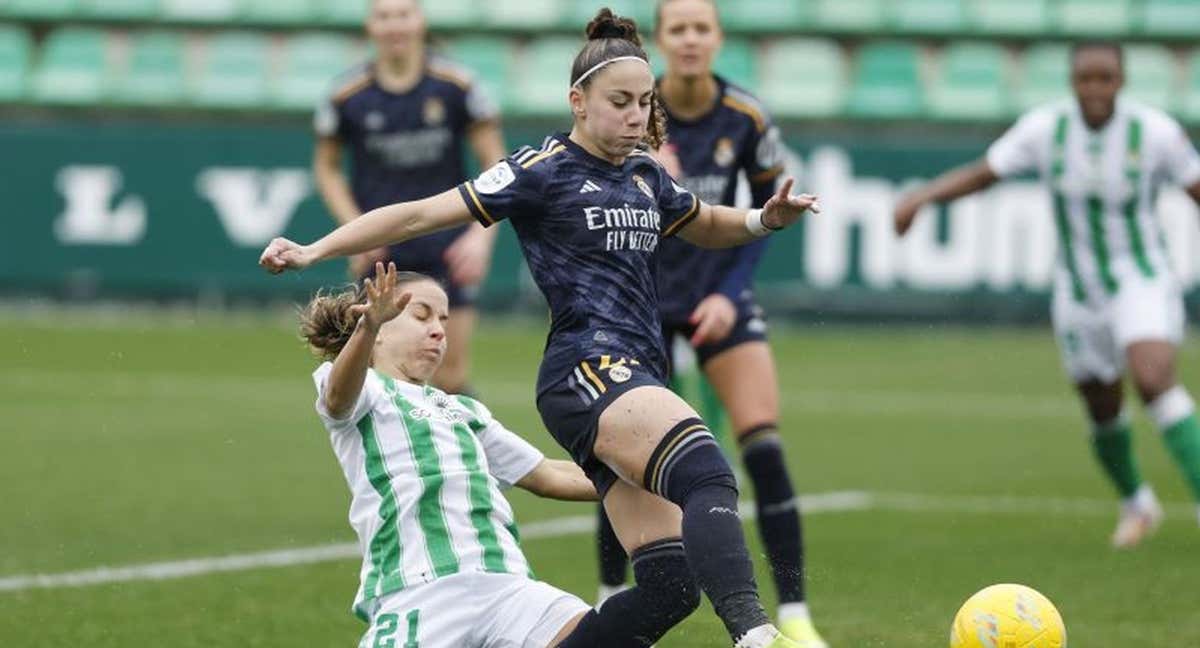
[357,572,589,648]
[1051,270,1186,383]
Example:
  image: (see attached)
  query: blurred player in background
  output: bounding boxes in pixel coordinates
[895,42,1200,549]
[313,0,505,394]
[303,264,597,647]
[593,2,826,646]
[263,9,819,647]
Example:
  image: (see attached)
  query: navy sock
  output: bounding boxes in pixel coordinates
[596,504,629,587]
[557,538,700,648]
[741,424,805,604]
[645,418,769,640]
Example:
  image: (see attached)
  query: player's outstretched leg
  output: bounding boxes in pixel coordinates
[1129,341,1200,526]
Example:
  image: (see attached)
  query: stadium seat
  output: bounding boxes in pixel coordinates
[112,30,186,106]
[1123,45,1176,110]
[1056,0,1133,35]
[759,38,844,118]
[271,32,357,110]
[0,24,32,101]
[160,0,239,23]
[970,0,1050,35]
[847,41,923,118]
[927,41,1010,120]
[1141,0,1200,37]
[79,0,162,21]
[713,38,758,88]
[1183,51,1200,124]
[1016,44,1070,111]
[641,42,666,77]
[31,27,110,105]
[423,0,478,30]
[813,0,886,32]
[720,0,808,33]
[318,0,369,27]
[242,0,318,25]
[566,0,654,32]
[3,0,80,20]
[512,36,576,117]
[442,36,516,111]
[189,31,269,109]
[892,0,968,33]
[480,0,564,31]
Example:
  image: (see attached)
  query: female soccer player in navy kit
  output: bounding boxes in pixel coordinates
[263,10,818,648]
[593,3,826,646]
[313,0,505,394]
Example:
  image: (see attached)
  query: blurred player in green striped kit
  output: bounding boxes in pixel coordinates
[896,42,1200,549]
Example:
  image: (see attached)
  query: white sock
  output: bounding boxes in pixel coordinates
[778,602,811,623]
[1126,484,1156,510]
[734,624,781,648]
[595,583,628,608]
[1147,386,1195,430]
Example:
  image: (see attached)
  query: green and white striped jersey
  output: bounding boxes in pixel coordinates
[987,97,1200,303]
[312,362,544,620]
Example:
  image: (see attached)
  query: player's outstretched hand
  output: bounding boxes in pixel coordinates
[259,237,315,274]
[893,194,923,236]
[350,262,412,330]
[761,177,820,230]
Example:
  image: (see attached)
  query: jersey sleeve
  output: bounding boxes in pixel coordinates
[313,93,343,139]
[464,80,500,126]
[986,110,1049,179]
[1160,119,1200,187]
[457,154,541,228]
[461,398,545,489]
[312,362,376,427]
[653,162,702,238]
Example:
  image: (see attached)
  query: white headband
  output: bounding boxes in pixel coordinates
[571,55,650,88]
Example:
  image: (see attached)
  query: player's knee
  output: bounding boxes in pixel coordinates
[1133,369,1175,404]
[643,417,737,505]
[630,538,701,624]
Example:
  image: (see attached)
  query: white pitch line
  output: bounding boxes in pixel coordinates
[1,490,1191,594]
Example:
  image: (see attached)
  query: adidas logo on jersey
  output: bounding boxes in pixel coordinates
[579,179,602,194]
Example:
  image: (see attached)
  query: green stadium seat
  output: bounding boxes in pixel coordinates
[112,30,186,106]
[847,41,923,118]
[242,0,318,25]
[566,0,654,32]
[0,25,32,101]
[927,42,1009,120]
[423,0,478,30]
[79,0,162,21]
[971,0,1050,35]
[759,38,844,118]
[1142,0,1200,37]
[272,32,356,110]
[1183,51,1200,124]
[642,42,666,78]
[1016,44,1070,111]
[1123,45,1175,110]
[31,27,110,105]
[512,36,577,117]
[189,31,269,109]
[720,0,808,33]
[481,0,564,31]
[713,38,757,88]
[443,36,516,111]
[160,0,239,23]
[892,0,968,33]
[1056,0,1133,36]
[813,0,886,32]
[3,0,80,20]
[318,0,368,27]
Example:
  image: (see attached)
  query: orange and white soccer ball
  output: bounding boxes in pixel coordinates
[950,584,1067,648]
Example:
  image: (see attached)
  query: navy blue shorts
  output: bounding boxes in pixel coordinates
[662,296,768,374]
[362,249,479,309]
[536,357,663,497]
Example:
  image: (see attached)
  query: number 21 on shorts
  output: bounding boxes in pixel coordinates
[372,609,419,648]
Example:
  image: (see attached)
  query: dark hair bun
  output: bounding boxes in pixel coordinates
[586,8,641,46]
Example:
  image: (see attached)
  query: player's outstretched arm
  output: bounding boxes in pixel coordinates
[259,189,475,274]
[516,459,599,502]
[678,177,819,249]
[893,159,999,236]
[323,262,412,419]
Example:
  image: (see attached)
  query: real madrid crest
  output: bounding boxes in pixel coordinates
[423,97,446,125]
[632,174,654,199]
[713,137,736,167]
[608,364,632,383]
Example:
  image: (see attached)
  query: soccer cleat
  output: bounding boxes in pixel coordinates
[779,617,829,648]
[1111,485,1164,549]
[734,625,802,648]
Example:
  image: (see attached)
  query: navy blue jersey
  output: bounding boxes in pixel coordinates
[656,77,784,323]
[457,134,701,393]
[315,56,498,265]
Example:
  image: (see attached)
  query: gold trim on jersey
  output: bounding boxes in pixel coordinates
[463,182,496,225]
[521,145,567,169]
[721,95,767,133]
[648,422,708,492]
[662,195,701,238]
[579,361,607,394]
[332,72,373,105]
[427,64,472,92]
